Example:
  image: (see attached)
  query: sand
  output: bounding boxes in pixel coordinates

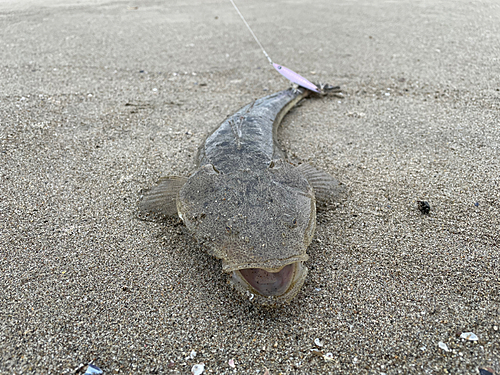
[0,0,499,374]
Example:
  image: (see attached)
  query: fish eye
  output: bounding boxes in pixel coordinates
[202,164,220,174]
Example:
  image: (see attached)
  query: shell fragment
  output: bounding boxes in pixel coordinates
[460,332,479,341]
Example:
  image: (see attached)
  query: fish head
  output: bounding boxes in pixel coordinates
[177,161,316,306]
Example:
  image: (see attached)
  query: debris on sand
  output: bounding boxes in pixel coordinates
[460,332,478,341]
[84,364,103,375]
[438,341,450,352]
[191,363,205,375]
[314,338,324,347]
[417,200,431,214]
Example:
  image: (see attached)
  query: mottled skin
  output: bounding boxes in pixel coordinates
[139,86,341,306]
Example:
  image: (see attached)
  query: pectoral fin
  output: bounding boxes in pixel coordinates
[137,176,187,221]
[296,163,343,204]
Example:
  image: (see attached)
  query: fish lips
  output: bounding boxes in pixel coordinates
[230,260,309,306]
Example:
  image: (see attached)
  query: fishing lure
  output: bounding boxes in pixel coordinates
[229,0,320,93]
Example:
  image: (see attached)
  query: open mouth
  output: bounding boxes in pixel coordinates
[232,262,306,299]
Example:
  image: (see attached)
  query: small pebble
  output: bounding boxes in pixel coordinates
[323,352,334,361]
[84,364,103,375]
[314,338,324,347]
[460,332,478,341]
[417,201,431,214]
[191,363,205,375]
[479,368,495,375]
[438,341,450,352]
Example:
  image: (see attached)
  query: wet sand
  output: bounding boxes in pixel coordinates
[1,0,499,373]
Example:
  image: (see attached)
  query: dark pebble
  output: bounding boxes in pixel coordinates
[417,201,431,214]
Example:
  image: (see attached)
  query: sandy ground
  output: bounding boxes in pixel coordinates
[1,0,499,374]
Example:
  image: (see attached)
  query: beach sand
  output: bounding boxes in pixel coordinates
[1,0,499,373]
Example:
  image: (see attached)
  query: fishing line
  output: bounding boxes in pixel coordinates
[228,0,320,93]
[229,0,273,65]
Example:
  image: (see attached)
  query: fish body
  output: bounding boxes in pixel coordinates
[198,88,307,171]
[139,85,342,306]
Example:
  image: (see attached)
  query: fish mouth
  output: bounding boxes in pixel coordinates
[231,262,307,304]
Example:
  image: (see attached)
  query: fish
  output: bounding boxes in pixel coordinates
[138,84,343,306]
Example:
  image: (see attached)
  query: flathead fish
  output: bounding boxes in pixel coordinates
[139,84,342,306]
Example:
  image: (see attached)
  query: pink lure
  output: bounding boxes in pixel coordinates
[273,63,320,93]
